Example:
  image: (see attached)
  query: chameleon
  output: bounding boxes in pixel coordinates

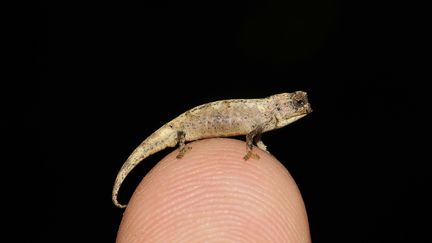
[113,91,312,208]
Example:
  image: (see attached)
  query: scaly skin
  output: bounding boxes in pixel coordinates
[113,91,312,208]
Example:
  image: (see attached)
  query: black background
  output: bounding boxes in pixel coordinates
[35,1,428,243]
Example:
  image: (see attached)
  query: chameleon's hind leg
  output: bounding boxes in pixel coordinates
[243,126,264,160]
[176,131,191,159]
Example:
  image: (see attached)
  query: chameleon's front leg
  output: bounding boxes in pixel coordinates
[244,125,267,160]
[176,131,191,159]
[253,128,268,152]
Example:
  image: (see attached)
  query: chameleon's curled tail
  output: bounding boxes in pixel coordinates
[112,126,177,208]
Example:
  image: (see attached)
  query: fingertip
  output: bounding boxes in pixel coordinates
[116,138,310,243]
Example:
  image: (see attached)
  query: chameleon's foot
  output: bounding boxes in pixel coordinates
[244,126,263,160]
[256,140,268,152]
[243,151,260,160]
[176,146,191,159]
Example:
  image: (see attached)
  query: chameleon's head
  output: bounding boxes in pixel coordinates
[269,91,313,128]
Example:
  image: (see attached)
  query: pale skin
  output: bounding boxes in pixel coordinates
[113,91,313,208]
[116,138,312,242]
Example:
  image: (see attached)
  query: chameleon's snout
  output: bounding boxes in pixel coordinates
[306,104,313,114]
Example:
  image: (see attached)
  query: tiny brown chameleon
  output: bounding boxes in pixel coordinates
[113,91,312,208]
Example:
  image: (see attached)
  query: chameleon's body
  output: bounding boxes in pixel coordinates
[113,91,312,208]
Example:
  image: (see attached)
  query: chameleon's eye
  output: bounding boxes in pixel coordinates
[296,99,304,106]
[292,98,305,109]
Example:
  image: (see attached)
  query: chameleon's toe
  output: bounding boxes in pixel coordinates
[243,151,260,160]
[176,146,192,159]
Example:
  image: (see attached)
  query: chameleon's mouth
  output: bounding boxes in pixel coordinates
[285,113,307,124]
[299,104,313,115]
